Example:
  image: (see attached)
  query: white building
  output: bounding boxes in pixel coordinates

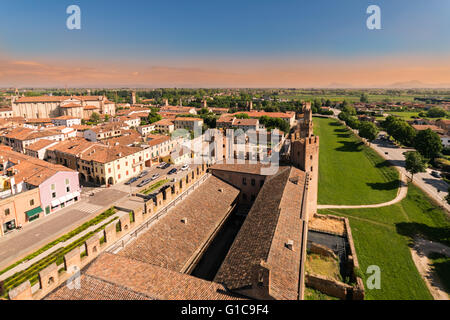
[137,124,156,136]
[51,116,81,127]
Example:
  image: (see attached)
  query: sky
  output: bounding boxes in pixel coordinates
[0,0,449,88]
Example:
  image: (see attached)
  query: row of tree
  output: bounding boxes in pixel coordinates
[338,111,379,142]
[381,115,443,159]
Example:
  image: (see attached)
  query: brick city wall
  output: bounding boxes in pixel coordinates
[8,163,211,300]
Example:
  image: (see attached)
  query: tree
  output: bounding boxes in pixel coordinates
[426,107,447,118]
[104,114,109,122]
[360,93,369,103]
[414,129,443,159]
[358,121,379,143]
[235,113,250,119]
[147,112,162,124]
[405,151,426,181]
[346,117,360,130]
[342,104,356,116]
[89,112,100,123]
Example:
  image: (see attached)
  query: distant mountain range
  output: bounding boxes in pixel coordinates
[322,80,450,89]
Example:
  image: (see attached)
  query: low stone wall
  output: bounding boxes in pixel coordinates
[7,163,212,300]
[305,273,352,300]
[307,213,365,300]
[309,242,337,259]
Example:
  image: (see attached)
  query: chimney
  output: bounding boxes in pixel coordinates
[181,217,187,224]
[285,239,294,251]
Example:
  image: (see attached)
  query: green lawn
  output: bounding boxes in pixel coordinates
[313,117,399,205]
[319,185,450,300]
[141,179,169,195]
[387,111,422,120]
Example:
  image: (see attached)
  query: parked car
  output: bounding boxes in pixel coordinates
[168,168,178,175]
[151,173,160,180]
[137,178,151,187]
[157,162,167,169]
[161,163,171,169]
[125,177,138,185]
[138,170,148,178]
[180,164,189,171]
[431,171,441,178]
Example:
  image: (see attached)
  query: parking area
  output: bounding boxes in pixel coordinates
[112,162,197,195]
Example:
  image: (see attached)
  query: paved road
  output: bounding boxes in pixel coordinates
[371,133,450,212]
[0,162,192,270]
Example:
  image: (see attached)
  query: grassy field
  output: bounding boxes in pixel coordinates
[387,111,422,120]
[313,117,399,205]
[279,94,417,103]
[320,184,450,300]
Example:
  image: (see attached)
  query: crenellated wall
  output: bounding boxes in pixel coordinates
[8,164,211,300]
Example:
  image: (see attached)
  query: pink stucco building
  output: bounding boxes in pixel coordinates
[38,170,80,214]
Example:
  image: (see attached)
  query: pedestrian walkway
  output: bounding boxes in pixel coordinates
[318,173,408,209]
[74,203,104,214]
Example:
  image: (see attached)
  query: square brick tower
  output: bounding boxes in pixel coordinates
[290,102,319,217]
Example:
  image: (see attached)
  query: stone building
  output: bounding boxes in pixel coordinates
[11,95,115,119]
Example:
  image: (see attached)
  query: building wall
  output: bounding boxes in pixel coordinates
[0,188,42,236]
[39,171,80,214]
[0,110,13,118]
[52,118,81,127]
[210,169,266,205]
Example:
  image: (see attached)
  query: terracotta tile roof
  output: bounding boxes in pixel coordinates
[83,105,100,110]
[89,123,121,133]
[25,118,53,123]
[232,118,259,126]
[46,253,242,300]
[0,149,75,186]
[71,124,91,131]
[0,107,12,112]
[46,139,95,155]
[160,106,195,113]
[53,115,80,120]
[102,132,143,146]
[3,127,62,140]
[15,96,66,103]
[118,176,239,272]
[174,117,203,122]
[411,124,444,134]
[0,146,31,164]
[232,111,295,119]
[147,135,170,147]
[25,139,56,151]
[214,166,307,300]
[154,119,174,126]
[60,103,82,108]
[79,144,143,163]
[45,274,150,300]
